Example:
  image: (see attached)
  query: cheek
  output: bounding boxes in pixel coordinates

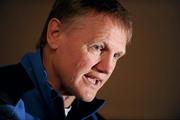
[75,53,97,72]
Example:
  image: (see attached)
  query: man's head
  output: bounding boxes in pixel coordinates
[41,0,132,102]
[37,0,132,48]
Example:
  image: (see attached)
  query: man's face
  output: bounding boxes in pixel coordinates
[51,13,127,102]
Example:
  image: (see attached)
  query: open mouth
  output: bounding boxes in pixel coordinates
[84,74,102,87]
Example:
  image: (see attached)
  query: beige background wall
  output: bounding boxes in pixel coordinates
[0,0,180,119]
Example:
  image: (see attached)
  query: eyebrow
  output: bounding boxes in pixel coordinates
[102,40,126,57]
[88,37,126,58]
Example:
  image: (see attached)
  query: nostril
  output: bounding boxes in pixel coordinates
[95,80,98,84]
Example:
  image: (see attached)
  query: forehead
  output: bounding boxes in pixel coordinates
[66,12,125,32]
[64,13,127,50]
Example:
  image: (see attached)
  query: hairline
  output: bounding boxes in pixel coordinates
[59,10,132,43]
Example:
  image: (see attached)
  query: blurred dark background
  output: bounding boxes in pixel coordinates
[0,0,180,119]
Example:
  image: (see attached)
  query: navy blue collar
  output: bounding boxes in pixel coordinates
[21,49,53,105]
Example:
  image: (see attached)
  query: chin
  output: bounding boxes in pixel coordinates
[80,94,96,102]
[82,98,94,102]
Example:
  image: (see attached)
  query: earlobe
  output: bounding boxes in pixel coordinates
[47,18,63,49]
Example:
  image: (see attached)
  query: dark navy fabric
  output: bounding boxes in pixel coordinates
[0,50,105,120]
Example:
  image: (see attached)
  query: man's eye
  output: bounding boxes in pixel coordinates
[93,45,104,51]
[114,53,121,60]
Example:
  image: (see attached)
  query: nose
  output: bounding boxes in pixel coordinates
[92,53,116,74]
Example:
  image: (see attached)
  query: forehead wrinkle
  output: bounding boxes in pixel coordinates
[63,12,114,33]
[64,12,127,53]
[102,26,127,55]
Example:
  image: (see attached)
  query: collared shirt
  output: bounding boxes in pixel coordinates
[65,106,72,117]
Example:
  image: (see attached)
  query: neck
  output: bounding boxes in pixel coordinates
[42,47,76,108]
[63,95,76,108]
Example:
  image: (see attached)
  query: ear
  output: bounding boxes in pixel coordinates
[47,18,64,49]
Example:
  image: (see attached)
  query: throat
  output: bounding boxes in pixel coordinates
[63,95,76,108]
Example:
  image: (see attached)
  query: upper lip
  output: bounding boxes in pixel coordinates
[84,74,103,83]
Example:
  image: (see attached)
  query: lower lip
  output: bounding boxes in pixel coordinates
[83,75,98,89]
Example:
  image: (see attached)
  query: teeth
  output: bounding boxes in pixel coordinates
[87,77,96,85]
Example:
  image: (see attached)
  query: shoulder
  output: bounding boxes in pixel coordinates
[0,63,34,105]
[0,99,38,120]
